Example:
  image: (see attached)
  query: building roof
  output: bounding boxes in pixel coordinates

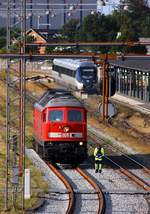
[26,29,47,42]
[26,28,60,42]
[109,56,150,72]
[34,89,84,111]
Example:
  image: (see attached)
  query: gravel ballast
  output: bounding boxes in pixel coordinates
[85,167,149,214]
[25,149,69,213]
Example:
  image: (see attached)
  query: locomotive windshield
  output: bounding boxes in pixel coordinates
[68,110,82,122]
[49,110,64,122]
[80,67,96,79]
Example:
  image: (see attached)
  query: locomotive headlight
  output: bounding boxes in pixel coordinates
[63,126,69,133]
[79,141,83,146]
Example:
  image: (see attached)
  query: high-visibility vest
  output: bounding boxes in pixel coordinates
[94,147,104,161]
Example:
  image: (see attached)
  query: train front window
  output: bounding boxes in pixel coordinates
[48,110,64,122]
[81,68,96,79]
[68,110,82,122]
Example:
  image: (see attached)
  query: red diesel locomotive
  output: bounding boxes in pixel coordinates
[33,89,87,163]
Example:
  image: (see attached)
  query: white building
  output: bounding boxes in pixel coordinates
[0,0,97,29]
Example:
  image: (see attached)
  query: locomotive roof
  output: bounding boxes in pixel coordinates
[53,58,97,71]
[34,89,84,111]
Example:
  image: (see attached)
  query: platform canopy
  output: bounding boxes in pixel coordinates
[109,56,150,72]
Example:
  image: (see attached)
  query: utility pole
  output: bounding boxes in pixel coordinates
[92,54,109,121]
[64,0,66,25]
[47,0,50,29]
[5,0,11,210]
[101,55,109,121]
[80,0,83,25]
[96,53,116,121]
[5,0,26,211]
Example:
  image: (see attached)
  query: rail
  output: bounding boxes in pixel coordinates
[46,162,75,214]
[76,167,105,214]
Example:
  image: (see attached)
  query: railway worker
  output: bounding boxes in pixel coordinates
[94,145,104,173]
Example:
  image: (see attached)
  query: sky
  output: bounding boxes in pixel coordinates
[97,0,120,14]
[97,0,150,15]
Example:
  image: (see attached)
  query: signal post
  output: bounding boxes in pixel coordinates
[95,54,116,121]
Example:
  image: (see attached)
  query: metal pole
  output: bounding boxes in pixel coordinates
[37,16,40,29]
[23,0,26,209]
[5,0,11,210]
[30,0,33,28]
[102,61,105,121]
[64,0,66,24]
[47,0,50,29]
[105,63,109,118]
[19,47,22,176]
[80,0,83,25]
[5,63,10,211]
[20,0,26,209]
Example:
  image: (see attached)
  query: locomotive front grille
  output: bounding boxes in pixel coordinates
[44,141,87,163]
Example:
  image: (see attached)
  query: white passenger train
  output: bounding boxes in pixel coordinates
[52,59,98,92]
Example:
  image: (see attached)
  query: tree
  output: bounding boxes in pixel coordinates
[111,0,149,53]
[61,18,79,42]
[80,13,118,52]
[81,13,117,42]
[118,0,150,37]
[0,37,6,49]
[125,0,150,18]
[0,28,6,49]
[0,28,6,37]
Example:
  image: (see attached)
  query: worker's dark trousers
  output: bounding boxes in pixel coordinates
[95,160,102,171]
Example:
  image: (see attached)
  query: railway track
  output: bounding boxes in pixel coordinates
[76,167,105,214]
[47,162,105,214]
[0,72,149,213]
[88,130,150,191]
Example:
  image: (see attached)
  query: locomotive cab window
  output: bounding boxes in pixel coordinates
[81,68,96,79]
[49,110,64,122]
[68,110,82,122]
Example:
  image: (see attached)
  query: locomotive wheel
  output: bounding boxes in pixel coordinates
[35,142,39,154]
[42,146,47,160]
[39,145,44,159]
[32,140,36,151]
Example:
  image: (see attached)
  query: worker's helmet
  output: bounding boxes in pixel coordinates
[97,145,101,150]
